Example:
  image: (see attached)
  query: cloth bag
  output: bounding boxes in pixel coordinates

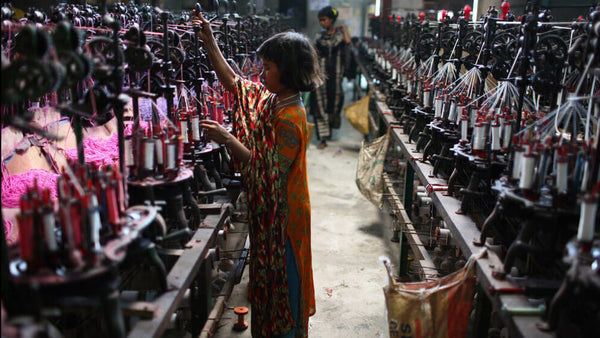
[355,129,389,209]
[344,94,371,135]
[383,251,486,338]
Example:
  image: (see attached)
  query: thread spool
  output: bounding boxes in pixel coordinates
[191,115,200,140]
[502,122,512,150]
[154,136,164,165]
[41,190,58,252]
[472,122,486,151]
[17,195,34,264]
[460,115,469,141]
[233,306,249,331]
[143,138,154,170]
[419,196,432,207]
[207,246,220,262]
[577,194,598,242]
[166,140,177,170]
[218,228,227,241]
[435,227,451,245]
[86,194,102,252]
[180,120,188,143]
[519,152,536,190]
[556,157,568,193]
[423,88,431,108]
[491,123,501,151]
[416,191,428,202]
[512,148,523,179]
[124,135,135,167]
[448,100,458,122]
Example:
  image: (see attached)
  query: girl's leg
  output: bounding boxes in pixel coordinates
[273,239,300,338]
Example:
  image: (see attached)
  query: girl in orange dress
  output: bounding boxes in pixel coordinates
[193,13,323,337]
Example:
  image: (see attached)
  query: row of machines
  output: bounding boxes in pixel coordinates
[362,1,599,336]
[0,1,291,336]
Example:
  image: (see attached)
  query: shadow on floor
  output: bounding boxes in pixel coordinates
[358,221,385,238]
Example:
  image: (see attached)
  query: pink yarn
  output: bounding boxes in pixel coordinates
[4,219,15,244]
[64,133,121,169]
[64,121,153,169]
[1,169,59,208]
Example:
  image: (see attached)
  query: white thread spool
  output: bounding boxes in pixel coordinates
[491,123,501,151]
[470,109,479,126]
[124,136,134,167]
[180,121,189,143]
[88,195,102,251]
[577,194,598,242]
[472,123,486,151]
[423,88,431,108]
[448,100,458,122]
[417,186,427,193]
[166,142,177,169]
[419,196,432,206]
[43,212,58,252]
[191,115,200,141]
[143,138,155,170]
[502,122,512,149]
[392,68,398,81]
[556,156,568,193]
[512,148,523,179]
[416,191,428,200]
[580,162,589,191]
[155,137,164,165]
[207,246,220,262]
[461,116,469,141]
[519,152,536,190]
[435,227,451,245]
[434,96,443,118]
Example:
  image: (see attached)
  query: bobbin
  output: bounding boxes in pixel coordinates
[233,306,249,331]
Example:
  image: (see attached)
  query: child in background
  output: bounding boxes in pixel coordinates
[311,6,351,149]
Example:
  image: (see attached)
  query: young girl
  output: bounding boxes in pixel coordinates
[312,6,351,149]
[193,13,323,338]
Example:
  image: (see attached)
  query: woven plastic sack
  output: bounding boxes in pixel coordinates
[356,130,389,209]
[344,94,370,135]
[383,251,485,338]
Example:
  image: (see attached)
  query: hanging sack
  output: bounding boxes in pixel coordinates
[344,94,371,135]
[355,129,389,209]
[383,250,486,338]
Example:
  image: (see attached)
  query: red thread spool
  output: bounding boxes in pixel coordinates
[464,5,472,20]
[18,194,34,264]
[233,306,249,331]
[501,2,510,20]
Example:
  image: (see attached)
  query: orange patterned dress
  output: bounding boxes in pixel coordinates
[233,77,315,337]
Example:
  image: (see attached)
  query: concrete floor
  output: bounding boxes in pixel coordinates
[212,84,396,338]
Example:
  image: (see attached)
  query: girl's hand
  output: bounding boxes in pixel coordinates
[199,119,233,145]
[191,11,213,43]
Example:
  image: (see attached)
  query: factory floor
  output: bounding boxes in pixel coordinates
[213,83,395,338]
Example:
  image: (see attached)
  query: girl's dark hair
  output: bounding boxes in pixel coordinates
[318,6,338,21]
[257,31,323,92]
